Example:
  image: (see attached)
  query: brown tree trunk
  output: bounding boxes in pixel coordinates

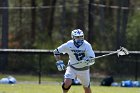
[88,0,95,43]
[31,0,36,47]
[0,0,9,72]
[41,0,56,40]
[77,0,85,31]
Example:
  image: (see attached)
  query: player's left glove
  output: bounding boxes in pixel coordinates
[82,57,95,66]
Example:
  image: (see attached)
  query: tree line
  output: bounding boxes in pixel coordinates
[0,0,140,76]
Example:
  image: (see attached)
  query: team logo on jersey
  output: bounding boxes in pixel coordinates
[71,49,85,53]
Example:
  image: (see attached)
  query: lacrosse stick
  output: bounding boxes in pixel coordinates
[67,47,129,67]
[95,47,129,59]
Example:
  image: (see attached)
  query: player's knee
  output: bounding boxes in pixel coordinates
[62,82,71,91]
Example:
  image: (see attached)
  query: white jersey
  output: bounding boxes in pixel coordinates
[57,40,95,68]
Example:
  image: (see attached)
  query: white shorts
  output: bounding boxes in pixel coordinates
[64,66,90,87]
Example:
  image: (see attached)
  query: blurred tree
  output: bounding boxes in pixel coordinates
[1,0,140,75]
[31,0,36,47]
[126,12,140,50]
[76,0,85,31]
[1,0,8,49]
[88,0,95,44]
[121,0,130,47]
[0,0,8,72]
[40,0,56,39]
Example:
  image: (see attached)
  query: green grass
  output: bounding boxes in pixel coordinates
[0,74,140,93]
[0,84,139,93]
[0,74,63,82]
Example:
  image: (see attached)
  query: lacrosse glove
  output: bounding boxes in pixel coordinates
[82,57,95,66]
[56,60,65,71]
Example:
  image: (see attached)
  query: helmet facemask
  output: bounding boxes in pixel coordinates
[73,36,84,47]
[71,29,84,47]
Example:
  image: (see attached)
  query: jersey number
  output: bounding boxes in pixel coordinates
[74,53,85,61]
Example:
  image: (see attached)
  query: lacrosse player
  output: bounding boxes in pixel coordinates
[53,29,95,93]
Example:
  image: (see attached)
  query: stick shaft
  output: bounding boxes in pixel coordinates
[94,50,119,59]
[68,50,120,66]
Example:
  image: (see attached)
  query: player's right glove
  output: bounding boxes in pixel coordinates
[82,57,95,66]
[56,60,65,71]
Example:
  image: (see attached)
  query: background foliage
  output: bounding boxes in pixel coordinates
[0,0,140,78]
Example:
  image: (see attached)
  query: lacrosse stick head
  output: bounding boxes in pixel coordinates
[117,47,129,57]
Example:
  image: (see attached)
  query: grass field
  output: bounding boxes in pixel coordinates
[0,74,140,93]
[0,84,139,93]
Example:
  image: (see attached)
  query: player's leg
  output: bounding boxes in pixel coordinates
[77,69,92,93]
[83,85,91,93]
[62,78,72,93]
[62,67,75,93]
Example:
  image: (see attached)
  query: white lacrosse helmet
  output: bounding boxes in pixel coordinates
[71,29,84,38]
[71,29,84,47]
